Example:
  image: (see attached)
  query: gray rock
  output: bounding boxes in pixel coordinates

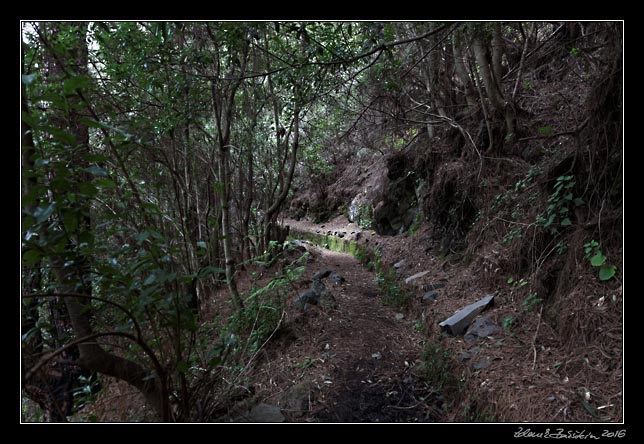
[464,315,501,344]
[312,269,333,281]
[312,279,327,295]
[283,383,311,417]
[248,403,285,423]
[294,289,319,309]
[439,295,495,336]
[404,270,430,285]
[395,313,405,320]
[338,232,345,238]
[459,346,481,363]
[394,259,407,269]
[422,291,439,302]
[328,271,345,285]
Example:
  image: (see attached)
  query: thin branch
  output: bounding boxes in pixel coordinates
[234,309,286,383]
[512,23,532,101]
[518,117,590,141]
[503,23,566,81]
[532,306,544,371]
[23,292,144,341]
[222,23,455,82]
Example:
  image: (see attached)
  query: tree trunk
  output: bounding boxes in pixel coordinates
[217,140,244,310]
[207,27,249,311]
[472,34,505,112]
[473,25,516,143]
[57,269,168,420]
[452,33,478,112]
[262,108,300,251]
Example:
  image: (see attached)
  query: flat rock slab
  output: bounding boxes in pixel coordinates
[422,290,439,303]
[248,403,285,423]
[404,270,430,285]
[394,259,407,269]
[439,295,495,336]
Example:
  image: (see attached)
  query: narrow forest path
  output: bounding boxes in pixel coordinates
[237,221,443,423]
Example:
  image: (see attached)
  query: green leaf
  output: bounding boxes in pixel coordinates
[61,209,79,233]
[143,274,157,286]
[33,203,55,224]
[560,218,572,226]
[81,153,108,163]
[78,182,98,197]
[544,214,556,228]
[142,203,160,215]
[599,265,616,281]
[23,249,42,266]
[22,73,37,85]
[590,252,606,267]
[83,165,109,177]
[573,198,584,206]
[63,76,89,94]
[95,178,116,189]
[136,231,150,244]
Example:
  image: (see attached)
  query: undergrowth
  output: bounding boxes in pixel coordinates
[201,241,309,371]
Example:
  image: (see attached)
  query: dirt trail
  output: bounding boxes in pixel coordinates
[247,220,442,422]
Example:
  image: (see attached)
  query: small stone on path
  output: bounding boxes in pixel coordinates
[405,271,430,285]
[247,403,285,423]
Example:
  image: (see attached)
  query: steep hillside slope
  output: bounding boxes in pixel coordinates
[285,24,622,422]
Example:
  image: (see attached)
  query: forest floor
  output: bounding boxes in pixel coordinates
[75,217,444,423]
[77,213,621,423]
[224,227,443,422]
[272,216,622,423]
